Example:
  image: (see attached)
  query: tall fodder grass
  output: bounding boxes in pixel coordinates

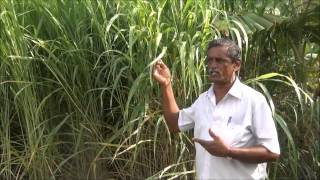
[0,0,319,179]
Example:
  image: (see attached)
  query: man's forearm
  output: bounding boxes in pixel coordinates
[228,145,280,163]
[161,83,180,133]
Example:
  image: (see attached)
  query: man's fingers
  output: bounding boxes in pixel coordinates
[193,138,209,146]
[209,128,219,140]
[152,64,160,75]
[154,59,163,66]
[156,59,167,69]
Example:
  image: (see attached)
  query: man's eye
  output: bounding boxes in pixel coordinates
[216,59,223,63]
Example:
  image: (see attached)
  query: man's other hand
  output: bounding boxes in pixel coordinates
[193,128,231,157]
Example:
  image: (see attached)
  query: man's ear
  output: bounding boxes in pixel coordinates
[233,60,241,72]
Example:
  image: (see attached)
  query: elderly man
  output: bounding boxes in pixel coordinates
[153,38,280,179]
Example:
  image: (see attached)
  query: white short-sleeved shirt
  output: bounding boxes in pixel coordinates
[178,78,280,179]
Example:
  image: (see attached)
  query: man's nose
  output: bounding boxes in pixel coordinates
[208,61,218,69]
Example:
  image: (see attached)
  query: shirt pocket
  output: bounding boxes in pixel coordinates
[228,115,252,147]
[229,124,244,145]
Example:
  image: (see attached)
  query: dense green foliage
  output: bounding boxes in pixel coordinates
[0,0,319,179]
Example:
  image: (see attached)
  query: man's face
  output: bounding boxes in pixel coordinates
[206,46,241,85]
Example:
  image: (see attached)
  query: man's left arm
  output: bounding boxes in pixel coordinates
[194,95,280,163]
[193,129,279,164]
[227,145,279,163]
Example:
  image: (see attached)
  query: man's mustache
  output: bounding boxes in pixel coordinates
[208,69,218,75]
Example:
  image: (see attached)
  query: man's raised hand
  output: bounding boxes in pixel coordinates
[152,59,171,87]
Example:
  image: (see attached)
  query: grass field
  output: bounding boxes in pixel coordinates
[0,0,319,179]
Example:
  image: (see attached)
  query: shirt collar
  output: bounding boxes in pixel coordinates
[206,77,243,100]
[228,77,243,99]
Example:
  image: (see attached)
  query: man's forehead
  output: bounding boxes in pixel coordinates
[207,46,229,57]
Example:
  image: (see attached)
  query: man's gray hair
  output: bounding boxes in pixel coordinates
[207,38,241,61]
